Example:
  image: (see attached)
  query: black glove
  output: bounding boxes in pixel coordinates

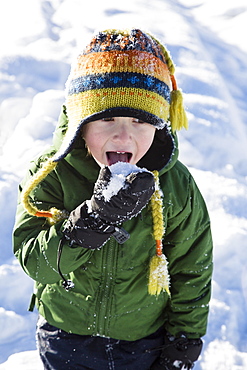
[150,331,203,370]
[63,165,155,249]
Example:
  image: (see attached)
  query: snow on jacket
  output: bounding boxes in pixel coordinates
[13,107,213,341]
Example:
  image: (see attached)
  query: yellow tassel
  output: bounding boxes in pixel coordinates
[47,207,69,225]
[148,254,170,296]
[170,88,188,132]
[148,171,171,296]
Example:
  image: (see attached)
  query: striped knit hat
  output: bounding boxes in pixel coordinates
[53,28,188,161]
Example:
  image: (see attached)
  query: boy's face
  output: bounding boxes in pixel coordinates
[82,116,156,166]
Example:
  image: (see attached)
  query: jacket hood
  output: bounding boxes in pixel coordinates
[53,105,179,176]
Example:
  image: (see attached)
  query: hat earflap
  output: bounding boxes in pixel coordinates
[21,159,68,225]
[148,170,170,296]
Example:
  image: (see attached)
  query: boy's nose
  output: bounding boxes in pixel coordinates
[112,121,131,143]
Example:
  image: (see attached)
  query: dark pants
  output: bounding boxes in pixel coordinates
[36,316,164,370]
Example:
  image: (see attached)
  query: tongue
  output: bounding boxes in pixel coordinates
[107,152,129,166]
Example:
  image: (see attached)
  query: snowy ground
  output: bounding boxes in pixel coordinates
[0,0,247,369]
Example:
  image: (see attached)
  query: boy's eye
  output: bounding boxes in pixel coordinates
[102,117,114,121]
[101,117,146,123]
[133,118,145,123]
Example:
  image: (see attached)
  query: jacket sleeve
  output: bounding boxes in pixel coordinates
[163,174,213,339]
[13,159,94,285]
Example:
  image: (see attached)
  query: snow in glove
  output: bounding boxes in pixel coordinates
[150,331,203,370]
[63,162,155,249]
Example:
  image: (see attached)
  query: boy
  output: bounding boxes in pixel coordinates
[13,29,213,369]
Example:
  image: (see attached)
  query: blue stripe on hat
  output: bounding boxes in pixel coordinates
[67,72,171,103]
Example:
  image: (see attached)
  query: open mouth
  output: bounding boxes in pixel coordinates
[106,151,132,166]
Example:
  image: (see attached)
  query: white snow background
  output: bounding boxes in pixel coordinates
[0,0,247,368]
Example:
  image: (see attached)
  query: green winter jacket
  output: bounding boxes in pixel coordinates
[13,107,213,341]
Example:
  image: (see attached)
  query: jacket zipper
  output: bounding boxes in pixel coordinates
[95,238,118,336]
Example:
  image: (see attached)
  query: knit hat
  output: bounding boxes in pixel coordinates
[21,28,188,296]
[54,28,188,161]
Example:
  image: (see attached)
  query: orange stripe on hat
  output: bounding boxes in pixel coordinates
[70,50,172,88]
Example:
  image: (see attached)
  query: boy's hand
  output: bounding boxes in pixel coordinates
[150,332,203,370]
[91,165,155,224]
[63,164,155,249]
